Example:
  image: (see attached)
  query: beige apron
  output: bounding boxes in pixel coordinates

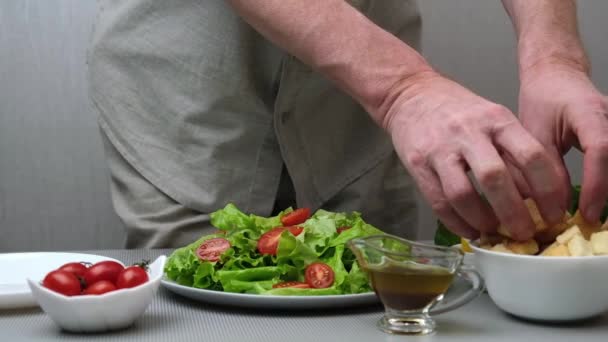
[88,0,422,248]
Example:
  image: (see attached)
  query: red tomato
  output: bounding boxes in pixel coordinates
[58,262,89,278]
[257,226,306,255]
[42,270,82,296]
[83,280,117,295]
[280,208,311,226]
[196,238,231,262]
[116,266,149,289]
[287,226,304,236]
[257,227,286,255]
[337,226,350,234]
[305,262,335,289]
[83,261,124,286]
[272,281,311,289]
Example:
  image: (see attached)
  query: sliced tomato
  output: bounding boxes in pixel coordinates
[257,226,304,255]
[196,238,231,262]
[280,208,311,226]
[337,226,350,234]
[272,281,311,289]
[305,262,335,289]
[257,227,285,255]
[287,226,304,236]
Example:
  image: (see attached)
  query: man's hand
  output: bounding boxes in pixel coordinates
[503,0,608,223]
[519,61,608,222]
[383,73,566,240]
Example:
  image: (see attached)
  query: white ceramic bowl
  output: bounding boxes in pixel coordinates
[27,255,166,332]
[471,244,608,321]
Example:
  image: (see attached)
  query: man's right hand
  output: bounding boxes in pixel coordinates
[381,72,567,240]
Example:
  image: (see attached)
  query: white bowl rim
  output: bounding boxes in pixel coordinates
[27,255,166,302]
[470,242,608,260]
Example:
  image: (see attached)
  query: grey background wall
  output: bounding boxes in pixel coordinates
[0,0,607,251]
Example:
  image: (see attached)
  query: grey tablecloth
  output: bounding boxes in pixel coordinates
[1,249,607,342]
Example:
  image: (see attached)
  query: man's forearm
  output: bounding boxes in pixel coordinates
[501,0,590,76]
[226,0,433,124]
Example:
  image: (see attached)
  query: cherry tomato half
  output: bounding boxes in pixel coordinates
[337,226,350,234]
[83,280,117,295]
[280,208,311,226]
[196,237,231,262]
[42,270,82,296]
[58,262,89,278]
[83,261,124,287]
[272,281,311,289]
[257,226,305,255]
[287,226,304,236]
[257,228,285,255]
[305,262,335,289]
[116,266,149,289]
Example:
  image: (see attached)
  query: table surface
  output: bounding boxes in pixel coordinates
[1,249,607,342]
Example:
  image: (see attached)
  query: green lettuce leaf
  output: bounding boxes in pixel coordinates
[342,262,371,293]
[434,221,460,247]
[216,265,295,294]
[165,203,387,296]
[264,287,341,296]
[164,233,225,286]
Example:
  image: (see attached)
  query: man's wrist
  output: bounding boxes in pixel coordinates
[518,40,590,79]
[374,69,441,133]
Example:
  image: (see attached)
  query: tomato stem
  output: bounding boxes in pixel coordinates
[132,259,150,271]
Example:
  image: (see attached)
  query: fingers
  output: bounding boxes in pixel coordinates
[432,155,498,233]
[574,109,608,222]
[580,145,608,221]
[405,153,479,239]
[504,156,532,198]
[464,139,536,240]
[494,123,567,225]
[544,145,572,213]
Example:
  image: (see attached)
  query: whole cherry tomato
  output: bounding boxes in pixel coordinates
[58,262,89,278]
[42,270,81,296]
[116,266,149,289]
[83,260,124,286]
[83,280,117,295]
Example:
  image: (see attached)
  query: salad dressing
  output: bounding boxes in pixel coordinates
[365,263,454,311]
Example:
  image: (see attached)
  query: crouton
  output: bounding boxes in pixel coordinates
[556,225,583,244]
[490,243,513,254]
[590,231,608,255]
[568,210,602,239]
[505,239,539,255]
[567,235,593,256]
[540,242,570,257]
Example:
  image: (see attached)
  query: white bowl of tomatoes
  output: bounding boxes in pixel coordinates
[27,255,166,333]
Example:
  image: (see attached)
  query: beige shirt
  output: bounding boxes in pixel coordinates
[88,0,422,247]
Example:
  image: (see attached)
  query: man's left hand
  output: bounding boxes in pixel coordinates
[518,60,608,222]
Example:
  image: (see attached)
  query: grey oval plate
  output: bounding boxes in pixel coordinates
[161,273,474,311]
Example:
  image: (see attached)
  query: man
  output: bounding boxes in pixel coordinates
[89,0,608,248]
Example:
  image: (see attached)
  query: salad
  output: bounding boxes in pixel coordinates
[164,204,385,295]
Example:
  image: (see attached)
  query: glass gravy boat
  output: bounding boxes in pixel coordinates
[348,234,484,335]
